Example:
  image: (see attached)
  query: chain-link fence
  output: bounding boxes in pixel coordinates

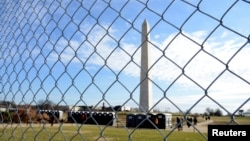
[0,0,250,140]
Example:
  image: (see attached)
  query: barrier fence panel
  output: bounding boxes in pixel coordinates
[0,0,249,141]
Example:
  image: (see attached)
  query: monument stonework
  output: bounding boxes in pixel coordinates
[139,20,152,112]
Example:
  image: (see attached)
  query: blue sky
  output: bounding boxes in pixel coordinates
[1,0,250,114]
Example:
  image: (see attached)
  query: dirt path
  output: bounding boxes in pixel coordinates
[175,120,213,133]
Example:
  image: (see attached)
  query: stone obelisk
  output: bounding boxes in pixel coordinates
[139,19,152,112]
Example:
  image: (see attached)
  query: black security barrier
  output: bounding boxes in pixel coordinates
[55,111,59,119]
[126,113,136,128]
[92,112,98,124]
[67,111,116,126]
[70,111,78,123]
[97,112,104,125]
[72,112,78,123]
[103,112,109,125]
[94,112,116,126]
[135,114,146,128]
[144,113,156,129]
[102,112,112,125]
[107,112,115,126]
[92,112,99,124]
[126,113,172,129]
[85,111,94,124]
[156,113,165,129]
[156,113,172,129]
[79,111,86,123]
[67,111,73,123]
[75,112,81,123]
[67,111,87,123]
[46,111,171,128]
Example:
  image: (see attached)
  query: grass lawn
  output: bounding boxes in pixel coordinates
[1,115,249,141]
[208,116,250,125]
[0,124,207,141]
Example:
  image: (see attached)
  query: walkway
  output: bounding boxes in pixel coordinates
[180,120,214,133]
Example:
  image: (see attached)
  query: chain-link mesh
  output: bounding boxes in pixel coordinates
[0,0,250,141]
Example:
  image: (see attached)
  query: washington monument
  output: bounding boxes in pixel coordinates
[139,19,152,112]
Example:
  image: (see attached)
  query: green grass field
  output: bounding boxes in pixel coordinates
[0,115,249,141]
[0,124,207,141]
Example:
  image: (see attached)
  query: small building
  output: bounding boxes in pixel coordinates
[0,107,6,112]
[121,106,131,111]
[69,106,81,111]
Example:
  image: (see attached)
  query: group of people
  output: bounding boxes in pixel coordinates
[176,116,198,131]
[204,116,210,121]
[187,116,197,127]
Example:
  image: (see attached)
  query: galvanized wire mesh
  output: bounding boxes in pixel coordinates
[0,0,250,141]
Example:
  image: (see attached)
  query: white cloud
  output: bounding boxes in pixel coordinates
[49,25,250,89]
[46,24,250,112]
[153,31,249,87]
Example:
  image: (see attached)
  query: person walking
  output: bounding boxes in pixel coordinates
[193,117,197,126]
[176,117,181,131]
[50,114,55,127]
[187,117,192,128]
[193,116,198,132]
